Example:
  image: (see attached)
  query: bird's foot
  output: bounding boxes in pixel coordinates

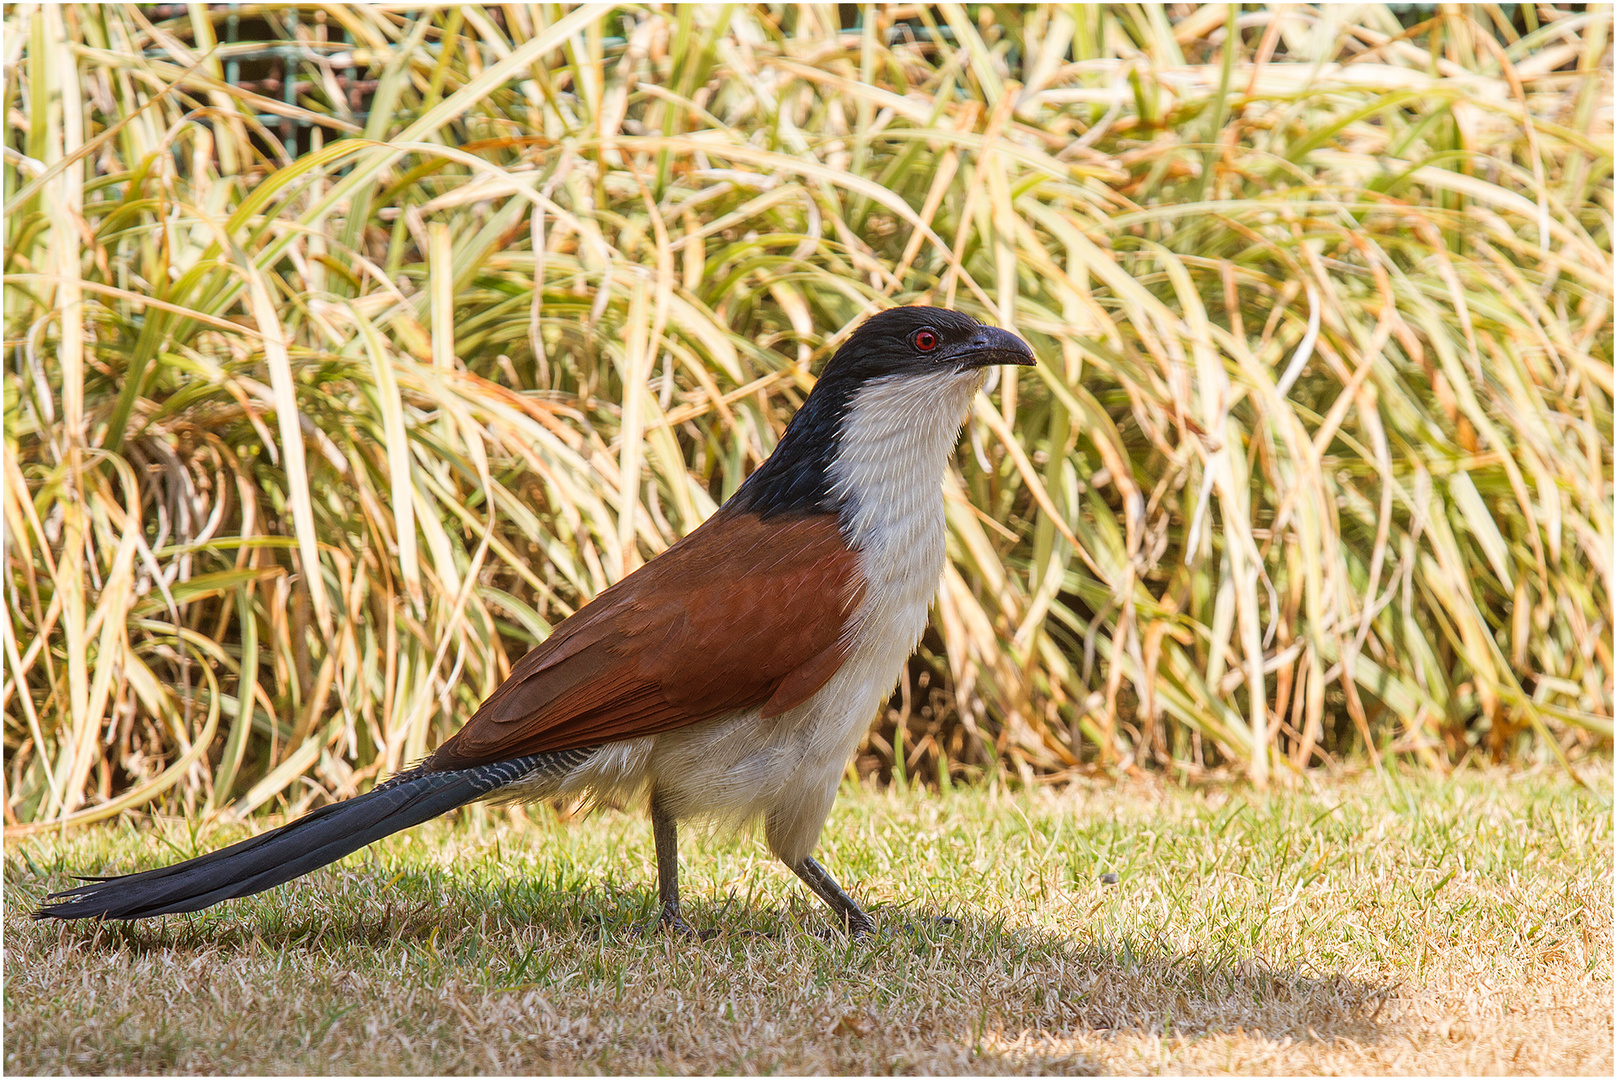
[631,918,716,941]
[631,904,719,941]
[805,914,877,942]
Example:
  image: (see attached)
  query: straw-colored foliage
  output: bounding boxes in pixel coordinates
[3,5,1611,828]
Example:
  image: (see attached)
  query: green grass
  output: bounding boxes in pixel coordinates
[6,766,1610,1074]
[4,5,1612,831]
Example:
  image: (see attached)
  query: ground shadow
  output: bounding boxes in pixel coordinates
[14,864,1397,1058]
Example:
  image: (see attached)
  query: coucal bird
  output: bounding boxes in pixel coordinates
[35,306,1035,937]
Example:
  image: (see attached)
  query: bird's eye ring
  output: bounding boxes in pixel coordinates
[913,329,939,353]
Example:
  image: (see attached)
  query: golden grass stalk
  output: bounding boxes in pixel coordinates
[3,4,1611,828]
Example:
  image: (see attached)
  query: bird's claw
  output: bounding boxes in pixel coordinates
[630,906,719,941]
[805,916,877,942]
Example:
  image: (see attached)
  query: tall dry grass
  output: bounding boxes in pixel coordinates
[2,4,1611,831]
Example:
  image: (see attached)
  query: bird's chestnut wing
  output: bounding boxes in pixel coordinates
[423,509,864,770]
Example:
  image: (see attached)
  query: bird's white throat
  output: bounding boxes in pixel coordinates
[831,366,987,560]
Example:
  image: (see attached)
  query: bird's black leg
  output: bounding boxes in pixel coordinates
[647,790,713,939]
[650,790,685,931]
[791,855,875,939]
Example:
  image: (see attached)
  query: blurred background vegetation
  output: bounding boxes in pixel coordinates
[2,4,1611,832]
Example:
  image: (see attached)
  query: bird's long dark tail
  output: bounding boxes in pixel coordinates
[33,751,588,921]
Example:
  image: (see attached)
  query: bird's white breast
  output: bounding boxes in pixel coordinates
[534,367,986,864]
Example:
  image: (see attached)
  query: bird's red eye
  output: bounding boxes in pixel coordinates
[913,329,939,352]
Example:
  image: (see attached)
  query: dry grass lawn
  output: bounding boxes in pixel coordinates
[4,765,1611,1075]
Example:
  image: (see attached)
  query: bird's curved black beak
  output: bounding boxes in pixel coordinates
[958,325,1036,369]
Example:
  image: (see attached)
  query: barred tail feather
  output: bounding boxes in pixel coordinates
[32,752,583,921]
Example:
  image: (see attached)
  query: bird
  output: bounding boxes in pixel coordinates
[34,306,1035,938]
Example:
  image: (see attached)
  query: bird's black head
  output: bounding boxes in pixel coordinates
[821,306,1036,382]
[729,307,1035,519]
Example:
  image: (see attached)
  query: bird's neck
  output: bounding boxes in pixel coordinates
[727,366,984,550]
